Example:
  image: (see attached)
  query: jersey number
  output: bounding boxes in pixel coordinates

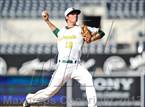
[65,41,73,48]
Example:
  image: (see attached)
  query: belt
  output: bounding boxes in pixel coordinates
[58,60,77,64]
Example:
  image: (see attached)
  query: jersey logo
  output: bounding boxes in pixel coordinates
[63,35,76,39]
[58,35,76,49]
[65,41,73,48]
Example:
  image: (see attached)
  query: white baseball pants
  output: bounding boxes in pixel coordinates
[26,63,97,107]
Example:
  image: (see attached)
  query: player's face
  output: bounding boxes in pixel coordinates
[66,12,78,24]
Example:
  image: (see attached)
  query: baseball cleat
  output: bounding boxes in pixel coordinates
[23,100,30,107]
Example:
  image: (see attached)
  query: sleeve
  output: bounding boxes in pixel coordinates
[87,26,99,33]
[52,28,60,37]
[97,28,105,38]
[87,26,105,38]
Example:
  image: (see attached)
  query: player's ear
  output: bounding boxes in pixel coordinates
[65,16,68,21]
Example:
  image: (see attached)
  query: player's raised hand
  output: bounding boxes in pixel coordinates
[41,10,49,21]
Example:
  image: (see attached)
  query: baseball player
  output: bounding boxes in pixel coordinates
[23,7,105,107]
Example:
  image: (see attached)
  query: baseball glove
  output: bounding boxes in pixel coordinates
[81,25,92,43]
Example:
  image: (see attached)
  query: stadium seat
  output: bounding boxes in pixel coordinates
[0,0,103,19]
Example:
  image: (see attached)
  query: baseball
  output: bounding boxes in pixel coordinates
[41,11,48,17]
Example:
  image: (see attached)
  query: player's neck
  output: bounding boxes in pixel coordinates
[66,22,76,28]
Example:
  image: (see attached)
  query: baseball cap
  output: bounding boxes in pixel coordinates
[64,7,81,17]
